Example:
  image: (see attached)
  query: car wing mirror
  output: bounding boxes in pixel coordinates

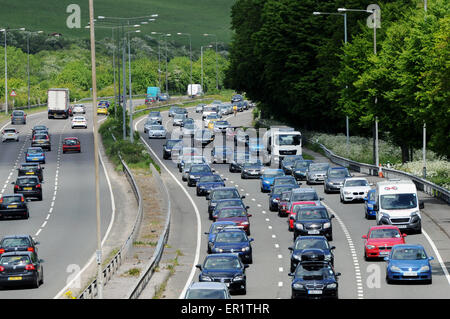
[244,264,249,269]
[419,201,425,209]
[383,257,389,262]
[195,264,202,270]
[428,256,434,261]
[288,246,293,251]
[362,235,367,239]
[335,272,341,277]
[241,195,246,199]
[247,214,252,217]
[245,206,250,210]
[249,238,254,242]
[204,232,209,235]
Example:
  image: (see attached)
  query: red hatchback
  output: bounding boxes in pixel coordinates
[362,225,406,260]
[287,201,317,231]
[62,137,81,153]
[214,207,252,235]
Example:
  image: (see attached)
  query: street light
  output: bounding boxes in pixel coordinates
[203,33,219,90]
[176,32,192,97]
[312,11,349,148]
[338,7,380,169]
[162,33,171,94]
[1,27,25,114]
[151,32,164,89]
[25,30,43,109]
[125,29,141,143]
[201,45,213,93]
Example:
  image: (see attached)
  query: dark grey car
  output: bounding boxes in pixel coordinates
[11,110,27,125]
[324,167,351,193]
[31,133,51,151]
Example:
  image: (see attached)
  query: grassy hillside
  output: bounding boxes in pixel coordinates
[0,0,234,48]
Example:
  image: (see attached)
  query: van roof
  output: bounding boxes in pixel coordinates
[377,179,416,193]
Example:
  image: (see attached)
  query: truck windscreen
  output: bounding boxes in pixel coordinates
[276,134,301,146]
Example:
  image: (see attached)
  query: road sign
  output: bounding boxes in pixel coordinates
[10,90,16,97]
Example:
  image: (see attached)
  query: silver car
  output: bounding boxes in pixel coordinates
[181,123,197,137]
[306,162,330,184]
[173,113,187,126]
[194,129,214,146]
[11,110,27,125]
[147,111,162,124]
[213,120,230,134]
[2,128,19,142]
[143,119,160,133]
[147,124,167,139]
[184,282,231,299]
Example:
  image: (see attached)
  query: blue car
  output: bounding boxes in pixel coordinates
[210,227,254,264]
[260,169,285,193]
[25,147,46,164]
[364,189,377,219]
[187,164,214,187]
[385,244,433,284]
[268,184,300,211]
[196,253,249,294]
[205,221,238,253]
[196,174,226,196]
[210,198,249,221]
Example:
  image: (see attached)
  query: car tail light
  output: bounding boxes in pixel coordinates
[25,264,35,271]
[0,198,2,204]
[27,247,34,252]
[36,184,41,188]
[0,249,4,255]
[0,266,4,272]
[14,185,19,190]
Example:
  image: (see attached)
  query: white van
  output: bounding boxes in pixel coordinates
[187,84,203,97]
[374,179,424,234]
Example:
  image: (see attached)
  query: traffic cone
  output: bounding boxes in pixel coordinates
[378,164,384,178]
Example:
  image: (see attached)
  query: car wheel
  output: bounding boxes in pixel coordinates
[39,269,44,285]
[364,252,369,261]
[247,256,253,264]
[328,234,333,241]
[32,275,40,288]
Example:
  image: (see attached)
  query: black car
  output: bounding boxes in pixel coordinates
[289,256,340,299]
[288,236,335,272]
[196,174,226,196]
[0,235,39,256]
[31,133,51,151]
[268,184,300,212]
[210,227,254,264]
[0,251,44,288]
[210,199,249,221]
[12,176,42,201]
[240,160,264,179]
[162,139,182,160]
[293,206,334,241]
[11,110,26,125]
[207,187,245,218]
[0,195,29,219]
[196,253,248,295]
[281,155,304,173]
[229,152,251,173]
[17,163,44,182]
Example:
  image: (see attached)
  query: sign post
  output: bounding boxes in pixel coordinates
[10,89,16,109]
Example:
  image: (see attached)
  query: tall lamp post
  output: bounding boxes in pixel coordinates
[176,33,192,96]
[200,45,212,93]
[338,7,379,169]
[151,32,164,89]
[126,29,141,143]
[0,27,25,114]
[312,12,349,147]
[25,30,43,109]
[203,33,219,90]
[162,33,171,94]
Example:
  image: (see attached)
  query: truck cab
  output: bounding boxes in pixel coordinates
[263,126,302,167]
[374,179,424,234]
[146,87,161,104]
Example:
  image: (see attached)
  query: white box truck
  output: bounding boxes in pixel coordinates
[48,88,70,119]
[187,84,203,97]
[374,179,424,234]
[262,126,302,167]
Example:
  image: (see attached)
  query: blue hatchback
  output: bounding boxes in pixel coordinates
[385,244,433,284]
[25,147,45,164]
[260,169,285,192]
[364,189,377,219]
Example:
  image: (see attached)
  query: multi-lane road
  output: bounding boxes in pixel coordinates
[135,105,450,299]
[0,105,113,298]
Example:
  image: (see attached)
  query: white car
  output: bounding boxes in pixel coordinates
[147,124,167,139]
[2,128,19,142]
[72,104,86,114]
[340,177,373,203]
[71,116,88,129]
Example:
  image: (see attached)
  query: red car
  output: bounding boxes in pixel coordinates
[362,225,406,260]
[214,207,252,235]
[62,137,81,153]
[287,201,317,231]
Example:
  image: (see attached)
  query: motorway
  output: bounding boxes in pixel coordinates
[135,105,450,299]
[0,105,113,298]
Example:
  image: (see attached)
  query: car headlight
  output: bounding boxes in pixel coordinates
[419,265,430,272]
[292,254,302,261]
[344,191,352,195]
[243,170,248,173]
[327,283,337,289]
[233,275,244,282]
[190,175,197,179]
[200,275,212,281]
[241,246,250,252]
[240,221,249,226]
[214,248,223,253]
[293,283,304,289]
[390,265,401,272]
[295,223,304,230]
[324,254,332,261]
[263,180,270,184]
[366,245,376,250]
[323,222,331,229]
[211,203,217,207]
[411,211,419,217]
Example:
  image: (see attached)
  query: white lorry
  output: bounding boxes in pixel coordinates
[262,126,302,167]
[48,88,70,119]
[187,84,203,97]
[374,179,424,234]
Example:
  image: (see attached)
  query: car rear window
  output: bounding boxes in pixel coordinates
[1,237,30,248]
[1,196,23,205]
[0,255,31,265]
[64,139,79,145]
[12,111,24,116]
[4,129,16,133]
[17,177,38,185]
[212,189,239,200]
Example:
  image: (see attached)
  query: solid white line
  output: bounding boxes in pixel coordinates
[135,115,202,300]
[422,229,450,286]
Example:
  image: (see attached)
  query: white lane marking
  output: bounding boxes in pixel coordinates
[422,229,450,286]
[35,229,42,236]
[135,115,201,300]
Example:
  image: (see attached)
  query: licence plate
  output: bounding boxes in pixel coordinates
[403,271,417,277]
[379,251,389,255]
[24,187,32,190]
[8,277,22,281]
[26,172,34,175]
[32,158,38,161]
[308,290,322,295]
[397,225,408,229]
[308,230,320,235]
[7,205,17,208]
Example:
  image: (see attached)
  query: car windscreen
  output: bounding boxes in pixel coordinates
[243,160,262,168]
[212,190,239,200]
[204,256,241,270]
[215,121,229,126]
[276,134,301,146]
[274,178,296,186]
[1,196,23,205]
[345,180,369,187]
[215,231,247,243]
[262,170,284,178]
[199,175,222,183]
[218,208,247,218]
[291,192,319,201]
[296,209,329,220]
[149,112,160,116]
[309,163,329,171]
[380,193,417,210]
[295,264,334,280]
[391,247,427,260]
[281,191,292,201]
[184,124,195,129]
[204,106,217,112]
[294,238,329,250]
[1,237,30,247]
[186,289,227,299]
[17,177,38,185]
[216,200,243,210]
[150,125,164,130]
[0,255,31,266]
[283,156,303,163]
[272,186,295,194]
[328,169,350,178]
[369,228,402,239]
[294,161,311,169]
[166,140,181,148]
[190,166,211,173]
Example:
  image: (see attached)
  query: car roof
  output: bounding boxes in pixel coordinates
[1,234,31,240]
[188,282,228,290]
[296,205,327,210]
[295,235,327,241]
[292,188,317,193]
[0,251,34,257]
[64,137,79,140]
[212,187,238,192]
[329,166,348,170]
